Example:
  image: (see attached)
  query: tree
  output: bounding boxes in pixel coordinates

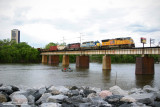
[45,42,57,49]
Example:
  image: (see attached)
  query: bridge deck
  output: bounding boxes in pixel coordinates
[41,47,160,55]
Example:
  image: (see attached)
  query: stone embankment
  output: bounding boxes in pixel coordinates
[0,83,160,107]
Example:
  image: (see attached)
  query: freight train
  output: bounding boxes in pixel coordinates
[39,37,135,52]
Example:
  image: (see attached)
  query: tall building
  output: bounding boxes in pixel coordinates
[11,29,20,43]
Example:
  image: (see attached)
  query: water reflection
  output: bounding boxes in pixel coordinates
[135,74,154,88]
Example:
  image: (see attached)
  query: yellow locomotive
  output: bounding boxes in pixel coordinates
[101,37,135,48]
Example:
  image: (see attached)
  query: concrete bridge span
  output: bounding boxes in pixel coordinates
[40,47,160,75]
[41,47,160,55]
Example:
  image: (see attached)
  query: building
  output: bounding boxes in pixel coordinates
[11,29,20,43]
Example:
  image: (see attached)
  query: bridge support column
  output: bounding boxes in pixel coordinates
[102,55,111,70]
[48,55,59,65]
[62,55,69,67]
[76,55,89,68]
[135,56,154,74]
[42,55,48,64]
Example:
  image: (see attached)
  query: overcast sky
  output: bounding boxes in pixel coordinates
[0,0,160,48]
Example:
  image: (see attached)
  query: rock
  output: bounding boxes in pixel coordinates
[131,102,148,107]
[128,88,143,95]
[48,86,69,94]
[99,90,112,99]
[143,85,159,93]
[89,87,102,94]
[87,93,97,98]
[47,94,68,103]
[120,96,136,103]
[39,87,47,95]
[109,86,128,95]
[10,90,28,98]
[66,90,79,97]
[82,89,96,97]
[0,83,3,87]
[69,86,79,90]
[79,103,92,107]
[27,95,35,105]
[1,102,16,107]
[129,93,154,101]
[0,92,9,103]
[50,90,61,95]
[40,103,61,107]
[0,85,13,95]
[11,85,20,92]
[104,95,124,106]
[137,98,153,105]
[36,93,52,104]
[89,97,111,106]
[32,90,42,101]
[154,101,160,107]
[12,94,28,105]
[62,95,86,106]
[119,103,131,107]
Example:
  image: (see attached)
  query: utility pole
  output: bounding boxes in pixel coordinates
[79,33,83,44]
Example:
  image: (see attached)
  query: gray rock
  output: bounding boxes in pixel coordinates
[105,95,124,103]
[36,93,52,104]
[79,103,92,107]
[104,95,124,106]
[0,85,13,95]
[129,92,155,103]
[40,102,61,107]
[11,94,28,105]
[137,98,153,105]
[47,94,68,103]
[1,102,16,107]
[128,88,143,95]
[49,86,69,94]
[87,93,97,98]
[39,87,47,95]
[143,85,159,93]
[89,97,111,106]
[10,85,19,92]
[27,95,35,105]
[109,86,128,96]
[89,87,101,94]
[82,89,96,97]
[66,90,80,97]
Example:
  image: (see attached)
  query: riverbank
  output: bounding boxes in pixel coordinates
[0,84,160,107]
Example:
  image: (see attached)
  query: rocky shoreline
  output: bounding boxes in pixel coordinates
[0,84,160,107]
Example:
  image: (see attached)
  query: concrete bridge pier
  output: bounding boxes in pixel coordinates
[42,55,48,64]
[102,55,111,70]
[48,55,59,65]
[135,56,154,74]
[62,55,69,67]
[76,55,89,68]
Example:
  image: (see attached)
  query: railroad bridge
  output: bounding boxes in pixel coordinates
[41,47,160,74]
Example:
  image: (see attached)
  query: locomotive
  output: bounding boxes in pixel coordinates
[40,37,135,52]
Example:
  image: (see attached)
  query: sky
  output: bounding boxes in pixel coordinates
[0,0,160,48]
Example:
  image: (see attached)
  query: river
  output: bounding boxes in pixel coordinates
[0,63,160,90]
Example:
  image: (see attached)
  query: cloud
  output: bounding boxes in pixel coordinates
[0,0,160,48]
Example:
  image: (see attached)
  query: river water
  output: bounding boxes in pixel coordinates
[0,63,160,90]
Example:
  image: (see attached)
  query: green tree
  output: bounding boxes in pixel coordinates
[45,42,57,49]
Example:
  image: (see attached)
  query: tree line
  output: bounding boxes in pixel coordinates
[0,39,41,63]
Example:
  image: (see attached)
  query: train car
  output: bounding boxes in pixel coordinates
[49,46,58,51]
[66,43,80,50]
[57,45,65,50]
[81,41,100,49]
[101,37,135,48]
